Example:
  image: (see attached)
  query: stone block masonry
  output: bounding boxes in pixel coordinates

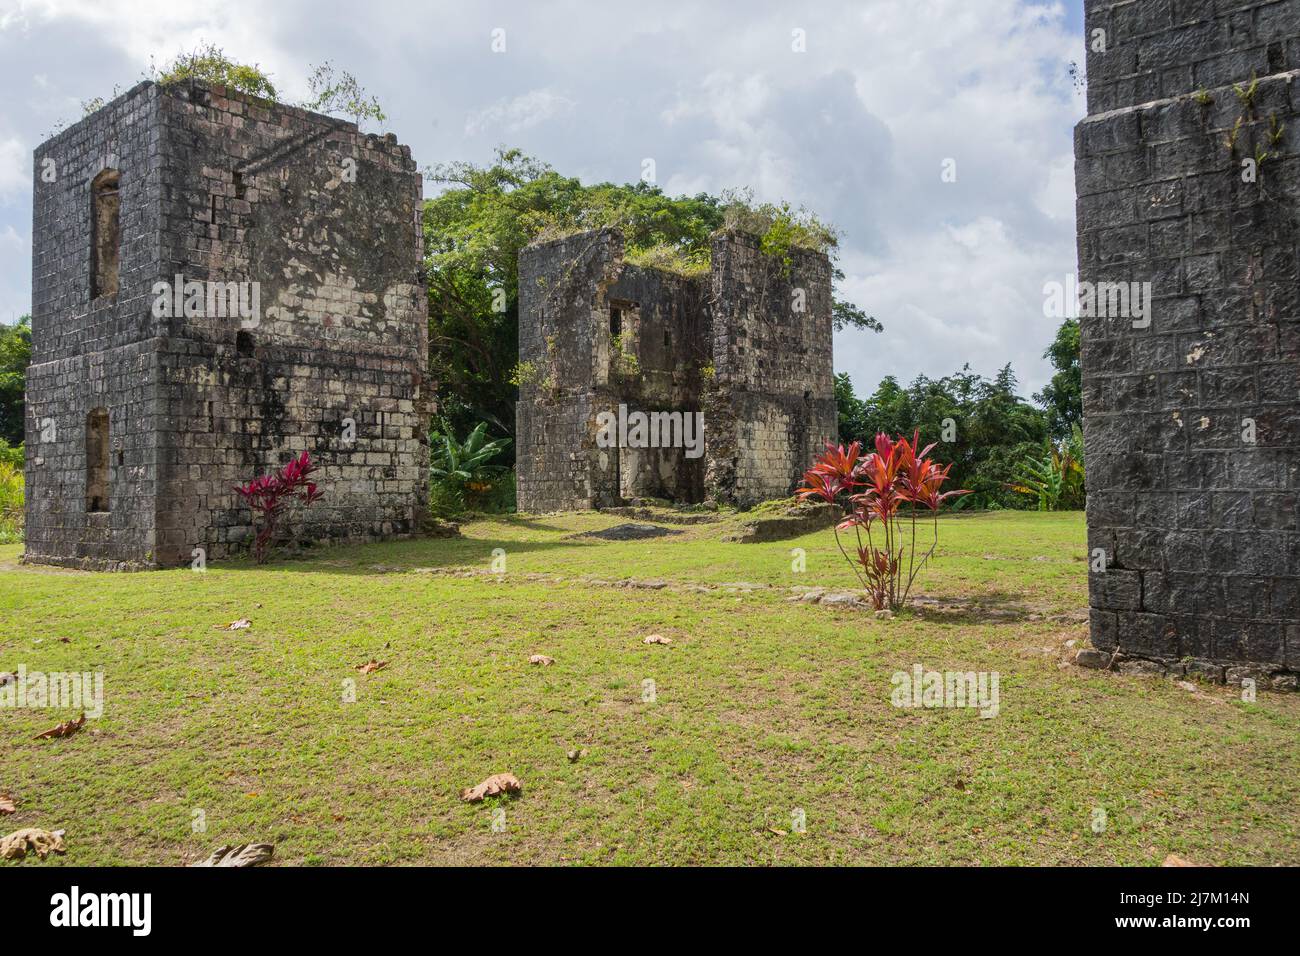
[515,228,836,512]
[1076,0,1300,688]
[25,80,429,569]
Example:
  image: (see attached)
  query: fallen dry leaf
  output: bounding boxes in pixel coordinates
[529,654,554,666]
[643,634,672,645]
[215,619,252,631]
[34,713,85,740]
[355,659,388,674]
[1162,853,1195,867]
[189,843,274,867]
[0,794,15,815]
[0,827,66,860]
[460,772,522,802]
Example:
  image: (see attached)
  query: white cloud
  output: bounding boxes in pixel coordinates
[465,88,575,137]
[0,137,29,201]
[0,0,1087,392]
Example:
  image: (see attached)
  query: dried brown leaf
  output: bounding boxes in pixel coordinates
[643,634,672,645]
[355,659,388,674]
[529,654,554,666]
[0,827,66,860]
[0,794,15,815]
[215,619,252,631]
[460,772,522,802]
[34,713,85,740]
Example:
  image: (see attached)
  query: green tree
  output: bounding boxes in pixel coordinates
[0,316,31,446]
[1034,317,1082,442]
[850,363,1050,509]
[302,61,386,128]
[834,372,868,443]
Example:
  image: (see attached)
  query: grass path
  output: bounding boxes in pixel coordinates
[1,511,1296,865]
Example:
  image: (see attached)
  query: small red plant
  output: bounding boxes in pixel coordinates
[797,432,969,610]
[233,451,325,564]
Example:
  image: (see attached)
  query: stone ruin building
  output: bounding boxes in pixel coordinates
[1076,0,1300,687]
[515,228,837,511]
[24,79,428,569]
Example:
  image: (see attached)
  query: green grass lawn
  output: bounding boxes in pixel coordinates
[1,509,1296,866]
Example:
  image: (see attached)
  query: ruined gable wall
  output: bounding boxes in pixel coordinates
[1077,0,1300,686]
[516,229,623,511]
[705,231,836,507]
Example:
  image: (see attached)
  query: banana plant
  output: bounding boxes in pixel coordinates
[1008,426,1084,511]
[430,420,511,487]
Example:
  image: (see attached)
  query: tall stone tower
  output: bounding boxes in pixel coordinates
[25,80,429,569]
[1075,1,1300,687]
[514,228,835,512]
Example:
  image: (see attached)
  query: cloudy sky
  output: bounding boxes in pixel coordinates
[0,0,1086,398]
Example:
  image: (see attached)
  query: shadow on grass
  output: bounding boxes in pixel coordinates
[216,534,598,576]
[905,589,1089,626]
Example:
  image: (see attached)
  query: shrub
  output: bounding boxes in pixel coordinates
[430,420,511,514]
[798,433,969,610]
[233,451,324,563]
[0,457,23,544]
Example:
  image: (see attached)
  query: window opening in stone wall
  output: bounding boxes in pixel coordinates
[610,306,622,338]
[90,169,121,300]
[86,407,111,513]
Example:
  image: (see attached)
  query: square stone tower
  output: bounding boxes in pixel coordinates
[515,227,835,511]
[1075,1,1300,686]
[25,80,429,569]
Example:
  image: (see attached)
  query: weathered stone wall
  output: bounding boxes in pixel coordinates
[705,231,836,507]
[607,263,711,502]
[515,227,835,513]
[26,83,165,568]
[1076,0,1300,688]
[26,80,429,569]
[516,229,623,512]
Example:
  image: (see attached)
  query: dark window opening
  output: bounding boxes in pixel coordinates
[86,408,110,513]
[1268,42,1284,73]
[236,330,254,356]
[610,307,622,338]
[663,327,672,349]
[90,169,121,300]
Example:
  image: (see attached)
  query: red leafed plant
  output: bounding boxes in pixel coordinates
[233,451,325,564]
[797,432,969,610]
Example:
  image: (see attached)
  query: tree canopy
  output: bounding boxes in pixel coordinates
[0,316,31,447]
[1034,317,1082,443]
[836,363,1056,510]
